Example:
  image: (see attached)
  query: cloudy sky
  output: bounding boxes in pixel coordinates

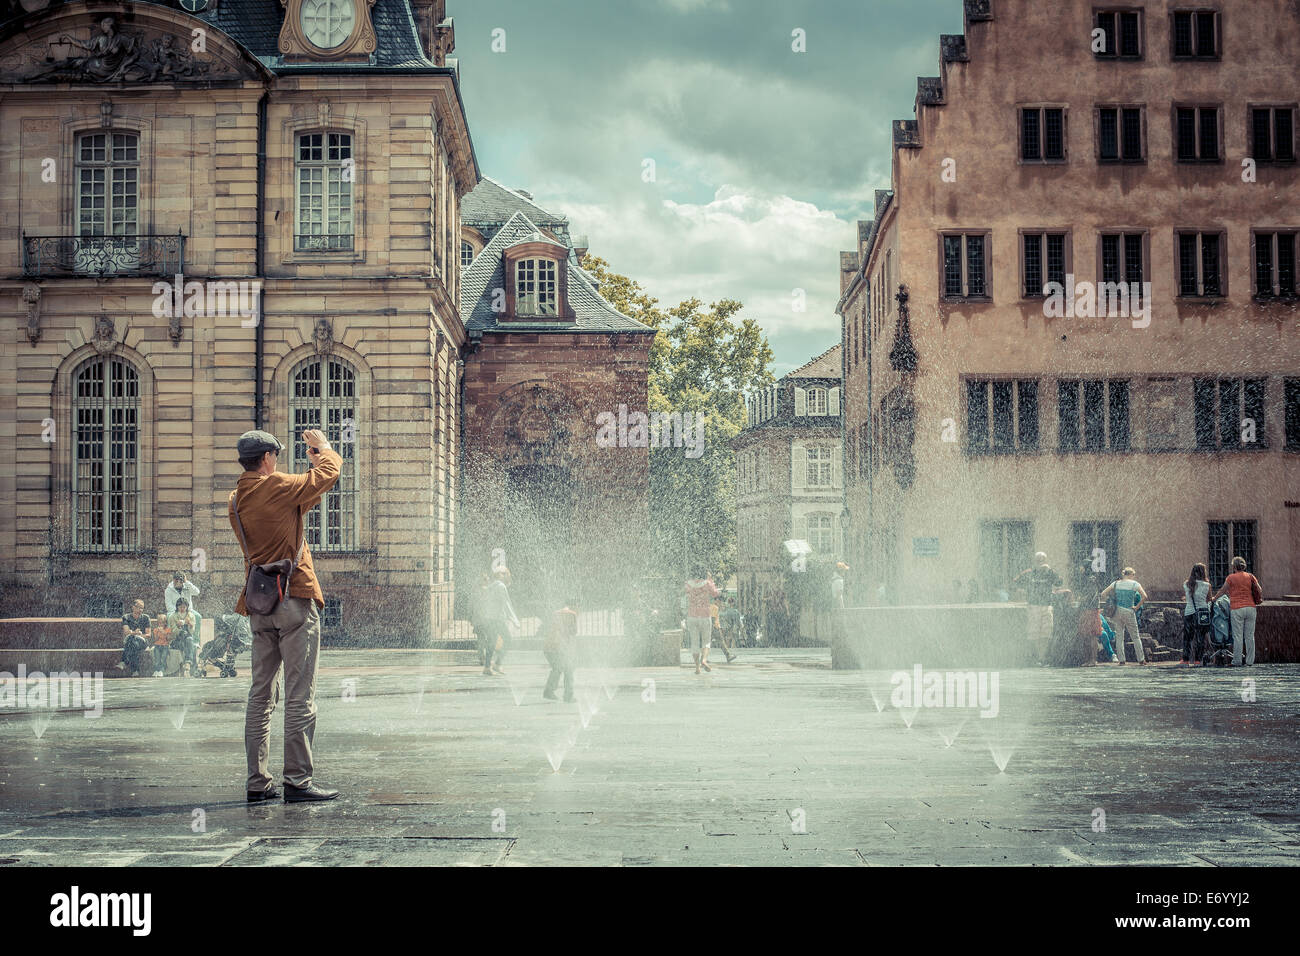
[453,0,966,375]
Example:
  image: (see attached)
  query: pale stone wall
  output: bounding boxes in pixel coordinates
[0,21,473,643]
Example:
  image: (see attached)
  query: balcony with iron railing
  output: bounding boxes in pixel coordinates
[22,233,185,279]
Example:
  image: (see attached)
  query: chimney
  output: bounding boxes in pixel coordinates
[840,252,859,295]
[517,189,533,200]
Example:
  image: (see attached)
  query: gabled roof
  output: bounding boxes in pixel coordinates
[785,344,842,381]
[460,212,653,335]
[461,177,569,230]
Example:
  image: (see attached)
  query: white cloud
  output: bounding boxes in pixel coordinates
[553,184,851,363]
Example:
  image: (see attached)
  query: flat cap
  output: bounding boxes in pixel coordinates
[237,430,283,459]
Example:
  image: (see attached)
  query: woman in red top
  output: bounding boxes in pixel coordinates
[1220,556,1263,666]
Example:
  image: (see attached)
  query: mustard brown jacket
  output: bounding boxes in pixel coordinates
[228,449,342,614]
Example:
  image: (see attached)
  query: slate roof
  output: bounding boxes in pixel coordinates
[460,211,653,335]
[785,344,842,381]
[17,0,438,72]
[461,177,570,236]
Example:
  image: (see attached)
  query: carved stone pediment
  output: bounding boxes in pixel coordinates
[0,12,254,85]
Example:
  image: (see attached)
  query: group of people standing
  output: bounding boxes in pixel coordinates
[1021,552,1265,667]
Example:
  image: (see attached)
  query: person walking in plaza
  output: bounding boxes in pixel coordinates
[684,568,720,674]
[720,596,742,663]
[115,599,150,676]
[542,597,580,702]
[1220,556,1263,667]
[230,428,341,804]
[469,572,494,670]
[1101,567,1149,664]
[709,592,736,663]
[1182,563,1213,667]
[1012,552,1063,664]
[482,567,520,676]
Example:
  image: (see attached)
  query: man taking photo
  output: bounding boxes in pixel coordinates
[230,428,341,804]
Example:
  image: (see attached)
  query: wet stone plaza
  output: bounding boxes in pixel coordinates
[1,649,1298,867]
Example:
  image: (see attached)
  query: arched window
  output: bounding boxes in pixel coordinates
[289,356,358,550]
[461,240,476,268]
[72,355,140,552]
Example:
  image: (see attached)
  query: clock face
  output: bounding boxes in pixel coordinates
[301,0,355,50]
[179,0,209,12]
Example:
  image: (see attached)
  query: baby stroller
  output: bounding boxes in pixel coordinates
[198,614,252,678]
[1204,594,1234,667]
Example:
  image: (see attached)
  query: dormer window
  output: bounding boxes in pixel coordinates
[516,258,557,316]
[503,240,570,320]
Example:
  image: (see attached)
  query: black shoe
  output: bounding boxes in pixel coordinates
[284,783,340,803]
[247,784,279,803]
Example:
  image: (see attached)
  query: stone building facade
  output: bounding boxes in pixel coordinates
[839,0,1300,604]
[734,345,843,632]
[0,0,476,642]
[457,180,654,618]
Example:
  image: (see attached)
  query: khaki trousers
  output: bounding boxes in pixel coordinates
[245,597,321,791]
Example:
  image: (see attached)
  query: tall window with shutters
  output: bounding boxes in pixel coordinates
[289,357,359,550]
[72,355,141,553]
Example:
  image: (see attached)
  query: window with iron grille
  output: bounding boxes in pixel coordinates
[941,233,989,299]
[1177,231,1224,297]
[1094,10,1142,57]
[1058,380,1130,453]
[967,379,1039,455]
[1194,378,1267,450]
[1022,232,1069,297]
[1286,379,1300,451]
[1207,520,1256,586]
[72,355,140,553]
[460,241,475,268]
[295,132,353,252]
[1098,106,1144,162]
[289,357,359,551]
[1172,10,1219,58]
[77,132,138,240]
[1021,107,1066,162]
[321,596,343,629]
[1176,106,1221,162]
[1069,521,1121,586]
[515,257,558,316]
[1253,231,1298,297]
[1251,107,1296,163]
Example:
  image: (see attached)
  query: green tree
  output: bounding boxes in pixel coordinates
[580,256,774,583]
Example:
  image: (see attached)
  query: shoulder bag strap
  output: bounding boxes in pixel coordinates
[229,490,251,561]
